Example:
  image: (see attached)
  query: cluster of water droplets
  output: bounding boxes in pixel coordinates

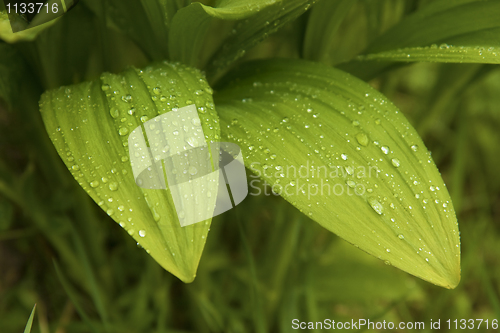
[219,73,458,268]
[42,62,218,262]
[358,44,498,62]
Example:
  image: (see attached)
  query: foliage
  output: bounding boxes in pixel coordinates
[0,0,499,332]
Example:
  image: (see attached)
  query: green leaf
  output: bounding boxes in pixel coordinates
[0,9,58,43]
[100,0,178,60]
[23,305,36,333]
[206,0,316,79]
[215,59,461,288]
[40,61,220,282]
[168,0,281,67]
[350,0,500,65]
[302,0,357,62]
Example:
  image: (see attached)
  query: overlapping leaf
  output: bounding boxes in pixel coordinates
[40,61,220,282]
[343,0,500,76]
[83,0,183,61]
[169,0,315,73]
[0,9,58,43]
[215,59,461,288]
[169,0,279,67]
[302,0,356,62]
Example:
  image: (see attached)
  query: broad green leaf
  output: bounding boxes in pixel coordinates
[302,0,357,62]
[169,0,281,67]
[40,61,220,282]
[23,305,36,333]
[347,0,500,67]
[215,59,461,288]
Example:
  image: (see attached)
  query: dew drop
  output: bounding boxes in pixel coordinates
[341,153,348,161]
[381,146,390,154]
[368,197,384,215]
[90,180,100,188]
[119,127,129,136]
[139,230,146,237]
[110,109,120,118]
[355,133,369,146]
[411,144,419,152]
[391,158,401,168]
[186,137,198,147]
[188,166,198,175]
[109,182,118,191]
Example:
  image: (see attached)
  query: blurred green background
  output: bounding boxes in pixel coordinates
[1,0,500,332]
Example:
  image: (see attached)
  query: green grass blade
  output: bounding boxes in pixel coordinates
[215,59,461,288]
[53,260,100,333]
[23,305,36,333]
[40,62,220,282]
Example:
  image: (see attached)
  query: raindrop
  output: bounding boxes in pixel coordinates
[356,133,369,146]
[109,182,118,191]
[110,109,120,118]
[90,181,100,188]
[381,146,390,154]
[411,144,419,152]
[139,230,146,237]
[391,158,400,168]
[341,153,348,161]
[368,197,384,215]
[188,166,198,175]
[186,137,198,147]
[119,127,129,136]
